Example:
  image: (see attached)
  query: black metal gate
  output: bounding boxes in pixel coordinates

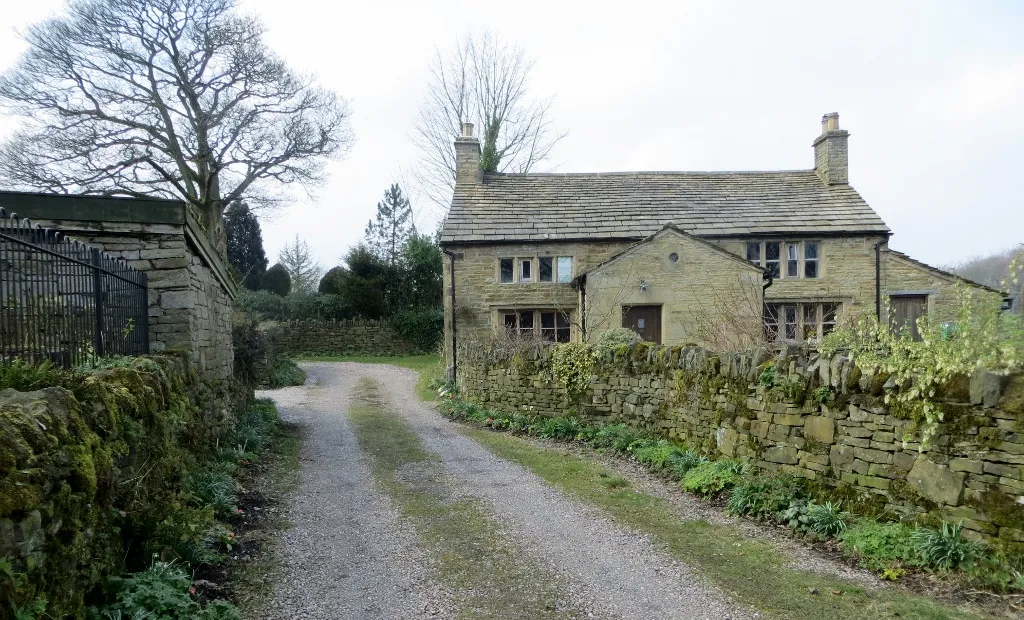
[0,207,149,367]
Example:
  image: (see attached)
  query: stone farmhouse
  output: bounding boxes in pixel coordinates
[439,113,1001,363]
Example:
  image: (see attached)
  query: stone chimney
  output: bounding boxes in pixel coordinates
[812,112,849,185]
[454,122,482,185]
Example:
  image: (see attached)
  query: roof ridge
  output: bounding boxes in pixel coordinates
[483,169,820,178]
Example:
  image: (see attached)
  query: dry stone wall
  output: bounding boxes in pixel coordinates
[267,319,419,356]
[458,342,1024,544]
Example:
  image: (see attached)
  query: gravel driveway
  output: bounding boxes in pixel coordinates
[259,362,754,620]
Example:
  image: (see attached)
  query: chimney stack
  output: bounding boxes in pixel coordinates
[812,112,849,185]
[454,122,482,185]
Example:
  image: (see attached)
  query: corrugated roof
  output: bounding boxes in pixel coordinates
[440,170,890,244]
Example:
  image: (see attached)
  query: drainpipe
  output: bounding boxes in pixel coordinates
[874,240,884,321]
[579,274,587,340]
[442,248,457,380]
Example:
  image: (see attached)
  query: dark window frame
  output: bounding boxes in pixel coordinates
[499,258,514,283]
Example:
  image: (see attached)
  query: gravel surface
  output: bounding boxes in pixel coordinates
[290,362,755,620]
[257,368,453,620]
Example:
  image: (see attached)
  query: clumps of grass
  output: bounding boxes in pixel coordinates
[805,501,850,537]
[911,520,985,571]
[598,473,630,489]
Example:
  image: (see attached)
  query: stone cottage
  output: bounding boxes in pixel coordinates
[0,191,236,381]
[439,113,1001,363]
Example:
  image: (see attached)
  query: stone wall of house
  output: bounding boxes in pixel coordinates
[881,250,1003,325]
[442,240,630,363]
[267,319,419,356]
[27,218,235,381]
[457,342,1024,543]
[584,229,763,347]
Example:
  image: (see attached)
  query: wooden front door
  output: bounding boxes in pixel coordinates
[622,305,662,344]
[890,295,927,341]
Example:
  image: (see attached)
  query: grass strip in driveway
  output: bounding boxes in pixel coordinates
[348,378,585,619]
[464,428,992,620]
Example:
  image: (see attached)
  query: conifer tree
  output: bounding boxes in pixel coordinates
[278,235,323,295]
[365,183,415,265]
[224,202,268,290]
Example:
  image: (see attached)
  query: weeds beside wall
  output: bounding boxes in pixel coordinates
[457,342,1024,547]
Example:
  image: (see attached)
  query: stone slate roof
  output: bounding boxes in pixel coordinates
[441,170,890,244]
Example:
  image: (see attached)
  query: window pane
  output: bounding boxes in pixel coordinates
[540,312,555,329]
[556,312,570,329]
[822,303,839,336]
[805,242,818,259]
[500,258,513,283]
[785,306,797,340]
[803,304,818,340]
[746,242,761,263]
[763,304,780,340]
[786,244,798,277]
[555,328,571,343]
[539,257,553,282]
[520,259,532,281]
[805,260,818,278]
[764,242,780,278]
[503,313,517,329]
[518,310,534,336]
[557,257,573,282]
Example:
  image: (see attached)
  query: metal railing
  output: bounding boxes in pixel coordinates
[0,207,149,367]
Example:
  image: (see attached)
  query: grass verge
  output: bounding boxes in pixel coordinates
[225,420,302,616]
[294,354,441,401]
[464,428,992,620]
[347,378,583,618]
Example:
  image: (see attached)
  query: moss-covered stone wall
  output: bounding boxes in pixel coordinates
[457,343,1024,546]
[0,356,236,618]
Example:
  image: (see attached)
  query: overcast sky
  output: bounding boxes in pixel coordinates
[1,1,1022,270]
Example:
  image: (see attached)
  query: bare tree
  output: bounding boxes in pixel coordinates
[0,0,353,249]
[413,31,565,211]
[278,234,322,295]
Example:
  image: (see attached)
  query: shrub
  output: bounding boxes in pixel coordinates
[259,263,291,296]
[587,424,645,452]
[265,358,307,389]
[534,416,584,440]
[232,317,268,388]
[631,440,684,470]
[839,520,920,572]
[727,473,805,520]
[148,504,227,566]
[757,363,776,386]
[805,501,850,537]
[94,562,241,620]
[318,265,347,295]
[911,521,985,571]
[390,306,444,352]
[235,289,351,322]
[777,499,812,531]
[682,459,746,496]
[596,327,641,353]
[551,343,597,401]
